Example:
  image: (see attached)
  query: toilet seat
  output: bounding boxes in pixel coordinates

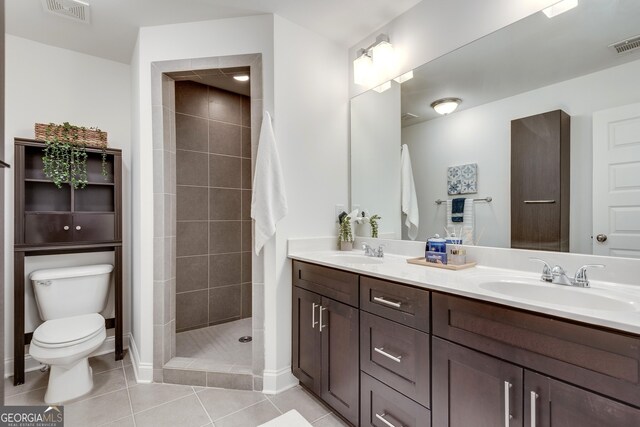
[32,313,105,349]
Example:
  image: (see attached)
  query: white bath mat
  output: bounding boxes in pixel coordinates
[258,409,313,427]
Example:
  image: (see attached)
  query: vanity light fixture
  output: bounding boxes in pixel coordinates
[353,34,394,85]
[373,81,392,93]
[393,70,414,84]
[233,75,250,82]
[542,0,578,18]
[431,98,462,115]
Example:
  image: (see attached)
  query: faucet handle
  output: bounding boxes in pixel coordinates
[530,258,553,282]
[574,264,605,287]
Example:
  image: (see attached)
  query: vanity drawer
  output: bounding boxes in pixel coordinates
[293,261,359,307]
[360,276,429,332]
[432,292,640,408]
[360,311,430,407]
[361,372,430,427]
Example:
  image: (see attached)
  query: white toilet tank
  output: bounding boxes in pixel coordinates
[30,264,114,321]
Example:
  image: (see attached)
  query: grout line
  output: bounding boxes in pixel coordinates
[193,386,215,425]
[266,396,284,415]
[131,388,196,416]
[122,365,138,427]
[211,398,269,422]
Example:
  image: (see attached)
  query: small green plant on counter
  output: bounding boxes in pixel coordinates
[42,122,108,189]
[338,215,354,244]
[369,214,381,238]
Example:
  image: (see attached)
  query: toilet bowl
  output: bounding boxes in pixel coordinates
[27,264,113,404]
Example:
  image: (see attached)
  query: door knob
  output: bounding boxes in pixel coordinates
[596,234,607,243]
[76,225,82,231]
[63,226,69,231]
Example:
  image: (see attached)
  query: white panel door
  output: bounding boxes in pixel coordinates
[593,103,640,257]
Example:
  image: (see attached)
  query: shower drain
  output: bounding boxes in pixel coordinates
[239,336,252,343]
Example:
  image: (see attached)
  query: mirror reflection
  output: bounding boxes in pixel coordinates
[350,0,640,258]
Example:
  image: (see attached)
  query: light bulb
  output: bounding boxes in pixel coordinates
[353,52,373,86]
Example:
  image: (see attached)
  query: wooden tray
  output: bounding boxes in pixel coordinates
[406,257,476,271]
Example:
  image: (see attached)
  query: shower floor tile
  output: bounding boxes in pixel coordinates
[176,317,253,371]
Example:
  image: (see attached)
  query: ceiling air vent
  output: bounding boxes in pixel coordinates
[401,112,419,121]
[41,0,91,24]
[609,35,640,54]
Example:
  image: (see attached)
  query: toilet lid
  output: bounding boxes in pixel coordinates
[32,313,105,348]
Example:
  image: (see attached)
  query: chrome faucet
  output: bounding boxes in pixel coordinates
[530,258,605,288]
[363,243,385,258]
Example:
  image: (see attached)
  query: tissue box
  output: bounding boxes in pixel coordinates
[426,251,447,264]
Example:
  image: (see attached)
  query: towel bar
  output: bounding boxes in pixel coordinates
[435,196,492,205]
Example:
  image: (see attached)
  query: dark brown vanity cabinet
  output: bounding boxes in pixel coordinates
[292,262,360,425]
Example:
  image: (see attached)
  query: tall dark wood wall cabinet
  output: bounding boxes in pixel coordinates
[13,138,124,385]
[1,0,6,405]
[511,110,570,251]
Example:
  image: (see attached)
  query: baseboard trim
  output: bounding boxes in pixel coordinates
[129,335,152,384]
[262,366,298,395]
[4,334,130,379]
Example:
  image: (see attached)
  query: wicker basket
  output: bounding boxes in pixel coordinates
[35,123,108,149]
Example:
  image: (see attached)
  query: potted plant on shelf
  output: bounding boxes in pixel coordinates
[36,122,109,189]
[338,214,354,251]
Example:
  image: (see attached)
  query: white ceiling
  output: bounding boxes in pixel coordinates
[400,0,640,126]
[6,0,423,64]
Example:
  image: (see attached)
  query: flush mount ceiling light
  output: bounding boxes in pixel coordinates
[393,70,414,84]
[543,0,578,18]
[353,34,394,86]
[233,75,250,82]
[431,98,462,115]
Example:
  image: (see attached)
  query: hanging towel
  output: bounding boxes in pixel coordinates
[251,111,288,255]
[401,144,419,240]
[446,199,475,244]
[451,198,466,222]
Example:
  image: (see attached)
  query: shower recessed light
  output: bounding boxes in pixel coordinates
[233,75,250,82]
[542,0,578,18]
[431,98,462,115]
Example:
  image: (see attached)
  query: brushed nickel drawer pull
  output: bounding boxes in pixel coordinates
[311,303,319,329]
[504,381,513,426]
[375,413,403,427]
[523,200,555,204]
[530,391,538,426]
[373,296,402,308]
[319,306,327,332]
[374,347,402,363]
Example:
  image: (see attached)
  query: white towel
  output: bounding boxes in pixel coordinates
[401,144,420,240]
[251,111,288,255]
[446,199,475,244]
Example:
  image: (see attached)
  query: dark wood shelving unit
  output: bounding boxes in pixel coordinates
[13,137,124,385]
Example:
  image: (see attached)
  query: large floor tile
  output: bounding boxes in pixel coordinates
[214,400,281,427]
[100,415,136,427]
[312,413,351,427]
[197,387,266,421]
[124,365,136,386]
[4,387,47,406]
[90,353,124,374]
[134,394,211,427]
[128,383,194,414]
[268,386,330,423]
[4,370,48,397]
[65,389,132,427]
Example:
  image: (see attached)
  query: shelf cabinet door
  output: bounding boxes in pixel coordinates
[432,337,523,427]
[24,213,73,244]
[72,213,115,242]
[525,371,640,427]
[292,287,322,395]
[320,296,359,426]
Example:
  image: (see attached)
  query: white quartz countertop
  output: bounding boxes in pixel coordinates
[288,249,640,336]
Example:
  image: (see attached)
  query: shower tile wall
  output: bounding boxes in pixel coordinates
[175,80,252,333]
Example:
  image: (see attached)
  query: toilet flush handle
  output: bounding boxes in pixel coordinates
[35,280,52,286]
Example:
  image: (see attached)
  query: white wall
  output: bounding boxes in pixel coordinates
[4,35,132,374]
[348,0,557,97]
[350,83,401,238]
[403,59,640,252]
[131,14,275,381]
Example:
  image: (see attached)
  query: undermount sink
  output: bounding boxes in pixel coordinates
[327,254,384,265]
[479,280,639,312]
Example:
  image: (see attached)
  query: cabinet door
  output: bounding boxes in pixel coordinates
[292,287,322,395]
[321,296,359,426]
[72,213,115,242]
[25,213,73,244]
[525,371,640,427]
[432,337,523,427]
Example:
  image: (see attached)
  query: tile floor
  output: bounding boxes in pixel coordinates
[175,318,252,372]
[4,353,349,427]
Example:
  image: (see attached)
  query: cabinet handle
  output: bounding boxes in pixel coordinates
[523,200,555,204]
[373,296,402,308]
[504,381,513,427]
[63,226,70,231]
[319,306,327,332]
[374,347,402,363]
[375,413,403,427]
[311,303,319,329]
[530,391,538,427]
[75,225,82,231]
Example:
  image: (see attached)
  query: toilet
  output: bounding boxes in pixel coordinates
[28,264,114,404]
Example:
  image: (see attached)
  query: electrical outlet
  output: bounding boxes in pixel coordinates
[335,204,345,222]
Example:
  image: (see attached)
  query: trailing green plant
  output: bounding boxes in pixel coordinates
[42,122,108,189]
[369,214,381,238]
[338,215,354,243]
